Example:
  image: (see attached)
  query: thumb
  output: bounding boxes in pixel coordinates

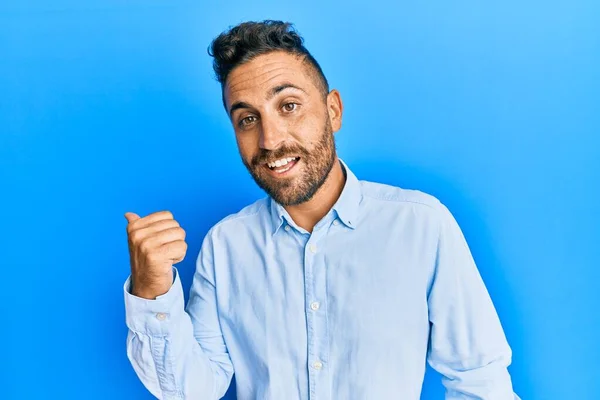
[124,212,141,223]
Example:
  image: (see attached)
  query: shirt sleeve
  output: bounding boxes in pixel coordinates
[124,231,234,399]
[426,202,520,400]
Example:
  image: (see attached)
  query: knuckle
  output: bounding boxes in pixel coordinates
[146,252,161,264]
[176,240,187,253]
[139,239,152,254]
[165,226,182,238]
[129,230,141,243]
[166,220,180,230]
[126,222,136,235]
[163,218,179,227]
[153,216,176,230]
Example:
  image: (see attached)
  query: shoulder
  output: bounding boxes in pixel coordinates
[359,179,457,224]
[360,180,443,211]
[359,179,459,236]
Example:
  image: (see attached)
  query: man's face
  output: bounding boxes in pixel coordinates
[223,51,341,206]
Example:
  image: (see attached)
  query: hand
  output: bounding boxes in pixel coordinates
[124,211,187,299]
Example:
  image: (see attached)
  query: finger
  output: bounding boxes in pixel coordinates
[160,240,188,263]
[128,210,174,232]
[133,219,180,238]
[144,227,186,248]
[128,219,182,244]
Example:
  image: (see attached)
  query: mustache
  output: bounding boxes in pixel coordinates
[251,145,309,166]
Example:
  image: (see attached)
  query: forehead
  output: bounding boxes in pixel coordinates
[224,51,315,107]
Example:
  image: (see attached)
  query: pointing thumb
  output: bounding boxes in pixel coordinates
[124,212,141,223]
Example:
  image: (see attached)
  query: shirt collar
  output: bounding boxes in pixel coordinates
[333,159,361,229]
[269,158,362,236]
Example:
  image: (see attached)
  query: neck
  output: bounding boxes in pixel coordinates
[285,157,346,233]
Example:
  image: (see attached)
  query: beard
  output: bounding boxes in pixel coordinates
[241,118,337,206]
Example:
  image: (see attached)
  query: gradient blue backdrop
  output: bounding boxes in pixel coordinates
[1,1,598,399]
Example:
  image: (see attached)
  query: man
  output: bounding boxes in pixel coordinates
[123,20,519,399]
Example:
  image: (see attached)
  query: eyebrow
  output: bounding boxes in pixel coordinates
[228,83,307,118]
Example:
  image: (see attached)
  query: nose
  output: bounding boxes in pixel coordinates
[258,116,286,150]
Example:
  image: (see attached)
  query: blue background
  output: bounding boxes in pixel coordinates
[1,1,598,399]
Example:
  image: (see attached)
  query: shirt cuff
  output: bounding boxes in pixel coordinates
[123,267,185,336]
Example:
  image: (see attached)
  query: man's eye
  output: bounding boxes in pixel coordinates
[282,103,297,112]
[239,116,257,127]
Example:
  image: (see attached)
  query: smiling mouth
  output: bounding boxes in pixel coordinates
[264,156,300,174]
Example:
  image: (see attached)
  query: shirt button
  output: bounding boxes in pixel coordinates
[309,244,317,253]
[156,313,167,321]
[333,220,339,226]
[284,225,291,232]
[313,360,323,370]
[310,301,320,311]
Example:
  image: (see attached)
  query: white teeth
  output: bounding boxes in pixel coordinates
[277,165,293,173]
[268,157,297,169]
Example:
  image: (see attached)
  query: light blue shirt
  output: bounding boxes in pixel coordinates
[124,160,519,399]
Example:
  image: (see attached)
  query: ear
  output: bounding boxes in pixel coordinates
[326,89,343,133]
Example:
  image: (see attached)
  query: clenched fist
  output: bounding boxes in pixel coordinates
[125,211,188,299]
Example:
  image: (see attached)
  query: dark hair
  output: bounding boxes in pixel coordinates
[208,20,330,102]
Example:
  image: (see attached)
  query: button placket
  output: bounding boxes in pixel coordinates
[304,237,320,397]
[304,229,331,399]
